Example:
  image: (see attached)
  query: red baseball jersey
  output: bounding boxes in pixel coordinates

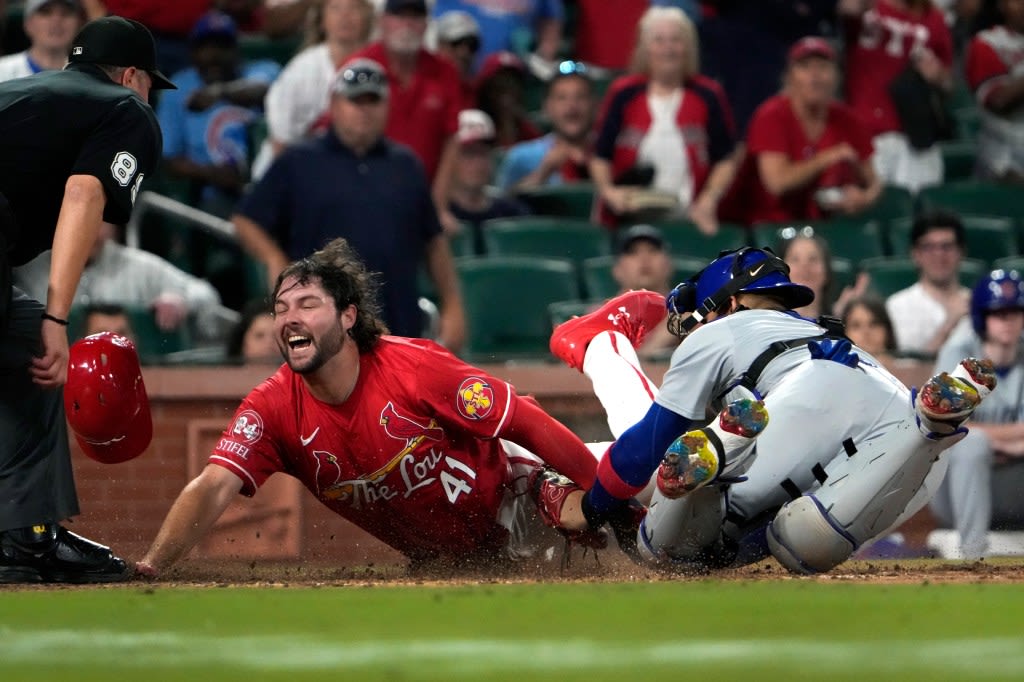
[843,0,952,136]
[965,26,1024,104]
[743,94,874,224]
[350,43,462,180]
[210,337,519,560]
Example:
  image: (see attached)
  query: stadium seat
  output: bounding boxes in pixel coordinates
[548,299,597,327]
[830,257,855,300]
[856,185,916,234]
[481,217,611,267]
[888,215,1018,266]
[918,182,1023,226]
[581,255,705,301]
[939,140,977,182]
[514,183,596,219]
[860,256,988,299]
[69,305,191,364]
[994,256,1024,273]
[953,106,981,141]
[456,256,581,361]
[653,220,750,260]
[766,219,886,265]
[238,35,301,67]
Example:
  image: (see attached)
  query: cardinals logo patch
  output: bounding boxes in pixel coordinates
[457,377,494,420]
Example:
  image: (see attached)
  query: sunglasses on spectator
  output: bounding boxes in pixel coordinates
[448,36,481,53]
[914,240,960,253]
[556,60,589,77]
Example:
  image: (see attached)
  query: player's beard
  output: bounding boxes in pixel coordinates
[283,322,346,375]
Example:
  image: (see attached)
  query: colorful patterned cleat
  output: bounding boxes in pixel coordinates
[657,431,721,499]
[917,372,982,422]
[719,397,770,438]
[952,357,997,402]
[549,290,667,372]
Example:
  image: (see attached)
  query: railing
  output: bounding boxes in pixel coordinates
[126,190,237,249]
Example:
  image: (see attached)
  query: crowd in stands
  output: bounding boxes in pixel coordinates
[2,0,1024,555]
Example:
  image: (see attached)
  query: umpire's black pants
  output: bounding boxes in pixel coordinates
[0,211,79,532]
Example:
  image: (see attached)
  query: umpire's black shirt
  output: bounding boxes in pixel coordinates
[0,63,161,266]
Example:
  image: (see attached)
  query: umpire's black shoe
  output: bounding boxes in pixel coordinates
[0,524,132,584]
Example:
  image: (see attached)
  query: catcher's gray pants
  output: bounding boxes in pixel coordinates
[0,285,79,531]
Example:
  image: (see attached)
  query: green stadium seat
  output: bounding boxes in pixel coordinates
[918,182,1024,226]
[672,255,707,280]
[861,256,988,299]
[581,255,705,301]
[939,140,977,182]
[238,35,301,67]
[481,217,611,266]
[514,183,596,219]
[994,256,1024,273]
[888,214,1018,266]
[653,220,749,260]
[766,219,886,265]
[548,299,597,327]
[456,256,581,361]
[831,257,855,300]
[953,106,981,141]
[856,185,915,233]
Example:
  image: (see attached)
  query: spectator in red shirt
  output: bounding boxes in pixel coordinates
[964,0,1024,184]
[741,37,881,226]
[350,0,463,233]
[434,10,481,110]
[590,6,737,234]
[475,51,542,148]
[573,0,649,70]
[840,0,954,192]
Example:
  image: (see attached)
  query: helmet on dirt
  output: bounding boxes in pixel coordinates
[64,332,152,464]
[666,247,815,334]
[971,269,1024,338]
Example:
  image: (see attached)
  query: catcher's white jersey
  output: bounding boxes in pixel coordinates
[654,309,913,521]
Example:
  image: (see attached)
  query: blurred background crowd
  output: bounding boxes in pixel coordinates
[2,0,1024,557]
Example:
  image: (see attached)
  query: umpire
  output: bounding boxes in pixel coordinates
[0,16,172,583]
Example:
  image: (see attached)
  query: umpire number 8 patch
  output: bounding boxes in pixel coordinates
[110,151,138,187]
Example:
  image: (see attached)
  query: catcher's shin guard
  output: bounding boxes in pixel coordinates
[768,419,958,574]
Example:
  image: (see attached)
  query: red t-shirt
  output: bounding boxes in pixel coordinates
[743,94,874,224]
[843,0,952,136]
[350,43,462,180]
[103,0,212,37]
[210,337,519,561]
[573,0,648,70]
[965,26,1024,106]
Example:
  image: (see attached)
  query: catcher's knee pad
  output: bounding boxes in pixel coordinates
[767,496,854,574]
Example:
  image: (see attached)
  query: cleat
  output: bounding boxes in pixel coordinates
[657,431,720,499]
[917,372,981,422]
[951,357,996,401]
[719,397,770,438]
[0,525,132,584]
[528,467,608,550]
[549,290,667,372]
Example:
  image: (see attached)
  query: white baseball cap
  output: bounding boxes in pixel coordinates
[456,109,495,145]
[435,10,480,44]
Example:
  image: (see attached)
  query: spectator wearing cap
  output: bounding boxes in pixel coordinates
[434,9,482,109]
[612,224,678,358]
[254,0,375,178]
[86,0,214,78]
[431,0,564,74]
[232,58,466,349]
[729,37,881,227]
[475,51,542,148]
[591,6,737,234]
[840,0,953,193]
[447,109,529,255]
[0,0,85,81]
[157,10,281,218]
[348,0,464,234]
[964,0,1024,185]
[497,59,596,190]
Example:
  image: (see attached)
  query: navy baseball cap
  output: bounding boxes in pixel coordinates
[385,0,427,14]
[189,10,238,45]
[332,58,389,99]
[616,224,667,255]
[68,16,176,90]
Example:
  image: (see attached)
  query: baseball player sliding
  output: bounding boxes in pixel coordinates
[551,246,995,573]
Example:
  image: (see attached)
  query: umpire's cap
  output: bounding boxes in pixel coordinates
[68,16,176,90]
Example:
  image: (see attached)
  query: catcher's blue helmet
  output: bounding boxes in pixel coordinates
[667,247,815,334]
[971,268,1024,337]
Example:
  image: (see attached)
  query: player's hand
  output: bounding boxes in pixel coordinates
[31,318,69,388]
[152,292,188,331]
[134,560,158,579]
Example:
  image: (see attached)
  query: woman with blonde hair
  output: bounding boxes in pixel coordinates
[590,6,738,235]
[253,0,376,177]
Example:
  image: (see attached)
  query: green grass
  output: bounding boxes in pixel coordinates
[3,581,1024,681]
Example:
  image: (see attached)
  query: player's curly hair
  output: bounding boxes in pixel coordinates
[273,238,388,353]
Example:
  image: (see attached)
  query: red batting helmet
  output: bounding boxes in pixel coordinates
[64,332,153,464]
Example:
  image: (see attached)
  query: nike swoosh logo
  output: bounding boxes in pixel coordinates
[300,427,320,447]
[749,264,764,277]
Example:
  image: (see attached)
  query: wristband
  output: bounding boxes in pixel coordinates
[41,313,69,326]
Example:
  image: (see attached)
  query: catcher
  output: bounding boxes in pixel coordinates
[551,246,995,573]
